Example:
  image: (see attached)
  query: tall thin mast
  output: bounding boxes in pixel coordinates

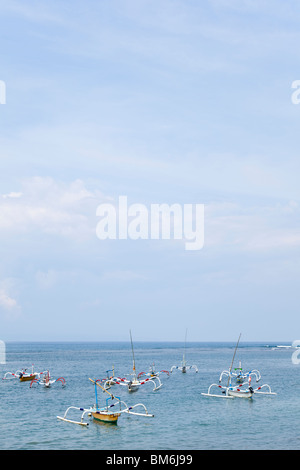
[183,329,187,364]
[227,333,242,387]
[129,330,136,378]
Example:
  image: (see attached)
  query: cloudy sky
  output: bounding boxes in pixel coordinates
[0,0,300,342]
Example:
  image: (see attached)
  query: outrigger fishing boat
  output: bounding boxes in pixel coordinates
[202,334,276,399]
[106,373,163,392]
[103,331,162,392]
[3,365,40,382]
[57,378,154,426]
[170,360,198,374]
[30,370,66,388]
[219,361,261,384]
[202,377,276,399]
[171,330,198,373]
[138,363,170,380]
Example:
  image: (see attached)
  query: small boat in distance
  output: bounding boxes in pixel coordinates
[170,329,198,373]
[3,365,39,382]
[30,370,66,388]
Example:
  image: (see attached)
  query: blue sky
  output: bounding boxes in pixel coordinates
[0,0,300,341]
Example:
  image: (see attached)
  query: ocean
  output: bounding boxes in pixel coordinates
[0,341,299,450]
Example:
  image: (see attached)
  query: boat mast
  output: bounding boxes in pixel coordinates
[94,379,98,409]
[227,333,241,388]
[129,330,136,379]
[183,329,187,365]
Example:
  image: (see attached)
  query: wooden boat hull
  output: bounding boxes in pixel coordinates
[20,374,37,382]
[91,411,120,423]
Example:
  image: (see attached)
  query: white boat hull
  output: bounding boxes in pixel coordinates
[228,389,253,398]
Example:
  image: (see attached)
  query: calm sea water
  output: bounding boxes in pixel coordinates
[0,341,299,450]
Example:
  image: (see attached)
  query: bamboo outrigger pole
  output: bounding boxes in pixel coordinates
[89,377,115,398]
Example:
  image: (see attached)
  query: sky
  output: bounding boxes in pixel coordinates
[0,0,300,342]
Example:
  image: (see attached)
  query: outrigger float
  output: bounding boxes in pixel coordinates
[30,370,66,388]
[202,334,276,399]
[171,330,198,373]
[57,378,154,426]
[3,365,40,382]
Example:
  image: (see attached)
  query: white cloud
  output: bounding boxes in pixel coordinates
[0,177,108,242]
[0,279,21,318]
[0,289,17,310]
[2,192,22,199]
